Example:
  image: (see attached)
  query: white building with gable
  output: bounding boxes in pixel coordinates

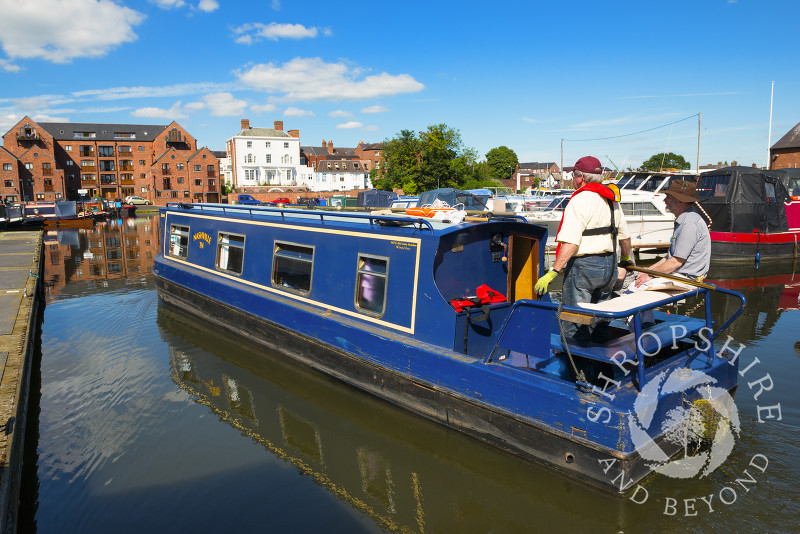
[226,119,305,189]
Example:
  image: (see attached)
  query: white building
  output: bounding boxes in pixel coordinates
[311,158,372,192]
[226,119,304,189]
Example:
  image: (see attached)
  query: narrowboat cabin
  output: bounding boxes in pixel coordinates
[154,202,745,493]
[696,166,800,261]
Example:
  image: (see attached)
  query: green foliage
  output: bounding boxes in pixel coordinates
[222,181,233,195]
[641,152,691,171]
[374,124,484,193]
[485,146,519,182]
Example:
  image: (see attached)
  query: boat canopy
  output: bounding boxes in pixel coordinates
[417,188,490,210]
[356,189,397,207]
[697,166,790,233]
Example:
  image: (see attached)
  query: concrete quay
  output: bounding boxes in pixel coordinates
[0,230,43,533]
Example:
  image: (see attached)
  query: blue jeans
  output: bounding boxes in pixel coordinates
[561,253,615,340]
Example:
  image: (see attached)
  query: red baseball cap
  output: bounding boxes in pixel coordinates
[573,156,603,174]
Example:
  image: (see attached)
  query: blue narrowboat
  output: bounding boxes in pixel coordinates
[153,203,745,492]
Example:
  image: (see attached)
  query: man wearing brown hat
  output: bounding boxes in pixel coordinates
[535,156,631,340]
[634,180,710,287]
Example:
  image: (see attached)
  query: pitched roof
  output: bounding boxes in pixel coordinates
[37,122,167,141]
[519,162,557,171]
[772,121,800,150]
[237,127,292,138]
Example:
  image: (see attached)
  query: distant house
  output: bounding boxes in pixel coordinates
[770,121,800,169]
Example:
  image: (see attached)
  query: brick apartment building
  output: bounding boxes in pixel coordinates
[1,116,220,205]
[770,120,800,169]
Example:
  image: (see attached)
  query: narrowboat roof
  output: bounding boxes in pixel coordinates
[162,202,534,238]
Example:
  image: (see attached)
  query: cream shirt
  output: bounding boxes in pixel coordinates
[555,190,630,256]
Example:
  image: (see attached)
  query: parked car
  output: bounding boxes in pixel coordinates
[235,194,262,205]
[125,196,152,205]
[269,197,291,204]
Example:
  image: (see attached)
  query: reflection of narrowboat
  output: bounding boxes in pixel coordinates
[153,203,745,493]
[697,166,800,261]
[159,304,628,532]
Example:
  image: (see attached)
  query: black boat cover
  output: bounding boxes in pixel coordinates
[696,166,790,233]
[416,188,490,210]
[356,189,397,207]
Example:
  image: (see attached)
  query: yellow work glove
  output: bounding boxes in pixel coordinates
[618,255,634,268]
[534,270,559,295]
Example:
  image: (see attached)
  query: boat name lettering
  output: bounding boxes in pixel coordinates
[391,240,416,251]
[193,231,212,248]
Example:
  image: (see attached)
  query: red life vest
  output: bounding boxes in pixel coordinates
[554,183,617,256]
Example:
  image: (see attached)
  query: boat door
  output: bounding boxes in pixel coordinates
[506,235,540,301]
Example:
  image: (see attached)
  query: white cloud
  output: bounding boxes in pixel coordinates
[0,0,145,63]
[151,0,186,9]
[284,107,314,117]
[197,0,218,12]
[194,92,248,117]
[72,82,235,101]
[237,57,425,102]
[336,121,362,129]
[252,103,278,113]
[131,101,187,119]
[329,110,352,117]
[361,105,389,114]
[233,22,322,44]
[0,59,21,73]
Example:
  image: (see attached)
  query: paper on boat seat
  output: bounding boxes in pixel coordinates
[577,290,687,313]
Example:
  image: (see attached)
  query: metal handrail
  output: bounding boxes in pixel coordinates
[483,285,747,389]
[165,202,438,232]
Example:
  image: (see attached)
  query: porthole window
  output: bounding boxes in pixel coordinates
[355,255,388,316]
[169,225,190,259]
[216,232,245,275]
[272,242,313,295]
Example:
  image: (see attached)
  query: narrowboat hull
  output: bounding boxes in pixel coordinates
[710,230,800,262]
[156,275,661,492]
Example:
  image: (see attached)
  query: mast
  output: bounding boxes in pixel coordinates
[767,81,774,170]
[696,113,701,173]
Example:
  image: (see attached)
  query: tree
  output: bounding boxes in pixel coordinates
[485,146,519,183]
[641,152,690,171]
[373,124,488,192]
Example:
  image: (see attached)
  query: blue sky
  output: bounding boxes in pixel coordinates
[0,0,798,171]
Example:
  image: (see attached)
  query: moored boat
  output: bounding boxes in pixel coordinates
[153,202,745,492]
[697,166,800,262]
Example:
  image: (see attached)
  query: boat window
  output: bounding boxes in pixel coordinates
[273,242,314,295]
[622,202,662,217]
[216,232,245,275]
[169,224,190,259]
[696,175,730,198]
[765,182,776,203]
[355,255,388,316]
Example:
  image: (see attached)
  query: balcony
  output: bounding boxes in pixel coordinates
[162,168,171,175]
[207,170,216,177]
[44,184,54,191]
[80,150,94,157]
[120,179,135,185]
[16,132,40,141]
[207,184,217,192]
[43,168,53,175]
[100,178,117,185]
[81,165,96,172]
[120,165,134,172]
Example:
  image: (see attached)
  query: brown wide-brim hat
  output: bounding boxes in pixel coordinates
[663,180,697,203]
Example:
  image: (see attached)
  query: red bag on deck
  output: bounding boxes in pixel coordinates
[450,285,506,312]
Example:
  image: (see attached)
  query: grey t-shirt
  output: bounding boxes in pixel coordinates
[667,208,710,278]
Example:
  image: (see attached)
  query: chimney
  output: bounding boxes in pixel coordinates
[241,119,250,130]
[327,140,333,154]
[274,120,283,131]
[288,129,299,138]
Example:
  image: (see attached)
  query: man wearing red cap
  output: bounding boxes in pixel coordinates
[535,156,632,340]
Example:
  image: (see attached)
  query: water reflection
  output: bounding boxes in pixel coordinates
[42,215,160,302]
[158,303,632,533]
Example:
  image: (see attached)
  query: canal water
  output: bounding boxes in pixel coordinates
[18,215,800,533]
